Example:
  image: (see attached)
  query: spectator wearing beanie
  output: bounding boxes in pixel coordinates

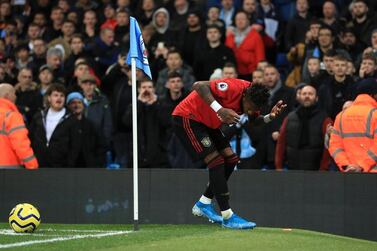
[66,92,106,167]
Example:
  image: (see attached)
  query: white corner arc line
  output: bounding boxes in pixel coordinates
[0,231,132,249]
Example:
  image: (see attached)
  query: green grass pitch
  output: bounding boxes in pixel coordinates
[0,223,376,251]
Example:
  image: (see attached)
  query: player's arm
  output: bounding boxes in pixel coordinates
[266,100,287,122]
[192,81,240,124]
[249,100,287,125]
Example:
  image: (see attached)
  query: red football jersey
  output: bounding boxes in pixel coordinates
[172,78,251,129]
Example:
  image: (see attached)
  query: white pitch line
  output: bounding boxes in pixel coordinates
[0,228,131,235]
[0,231,132,249]
[42,228,130,233]
[0,229,69,237]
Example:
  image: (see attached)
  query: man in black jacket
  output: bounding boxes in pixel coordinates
[30,84,80,167]
[66,92,105,167]
[318,54,355,119]
[158,71,203,168]
[275,85,332,171]
[123,78,169,168]
[347,0,377,48]
[193,24,236,80]
[285,0,311,52]
[102,55,144,168]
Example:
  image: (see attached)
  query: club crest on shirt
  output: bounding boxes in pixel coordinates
[201,137,212,148]
[216,82,228,91]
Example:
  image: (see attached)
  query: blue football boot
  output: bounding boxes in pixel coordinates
[222,214,256,229]
[192,201,222,224]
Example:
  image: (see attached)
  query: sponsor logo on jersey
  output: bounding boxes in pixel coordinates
[217,82,228,91]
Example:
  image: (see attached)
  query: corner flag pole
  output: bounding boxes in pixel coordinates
[131,57,139,231]
[127,16,152,232]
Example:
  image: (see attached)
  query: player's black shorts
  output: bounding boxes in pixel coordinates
[172,116,230,160]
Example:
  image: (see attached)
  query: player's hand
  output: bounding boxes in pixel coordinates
[270,100,287,119]
[344,165,363,173]
[217,108,240,124]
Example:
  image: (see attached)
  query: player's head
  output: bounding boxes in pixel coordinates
[242,83,270,116]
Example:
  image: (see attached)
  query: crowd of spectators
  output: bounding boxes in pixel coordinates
[0,0,376,171]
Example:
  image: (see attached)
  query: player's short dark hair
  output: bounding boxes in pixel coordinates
[46,83,66,97]
[245,84,270,108]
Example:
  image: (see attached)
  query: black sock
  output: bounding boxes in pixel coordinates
[205,155,230,211]
[203,154,239,199]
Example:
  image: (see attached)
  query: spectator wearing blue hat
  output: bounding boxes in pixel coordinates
[66,92,106,167]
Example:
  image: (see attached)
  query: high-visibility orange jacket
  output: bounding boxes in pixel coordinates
[0,98,38,169]
[329,94,377,172]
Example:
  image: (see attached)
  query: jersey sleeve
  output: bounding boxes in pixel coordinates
[209,78,250,100]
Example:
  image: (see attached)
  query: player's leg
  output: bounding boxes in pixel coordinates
[203,147,239,200]
[202,150,256,229]
[202,129,239,200]
[204,151,230,216]
[172,116,222,223]
[203,130,256,229]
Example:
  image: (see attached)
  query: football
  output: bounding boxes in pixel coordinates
[9,203,41,233]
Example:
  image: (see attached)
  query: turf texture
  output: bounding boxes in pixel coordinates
[0,223,376,251]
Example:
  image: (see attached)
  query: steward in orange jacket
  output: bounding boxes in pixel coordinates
[329,80,377,173]
[0,84,38,169]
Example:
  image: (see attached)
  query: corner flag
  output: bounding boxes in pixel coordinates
[126,16,152,79]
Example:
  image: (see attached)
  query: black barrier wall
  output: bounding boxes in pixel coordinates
[0,169,376,241]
